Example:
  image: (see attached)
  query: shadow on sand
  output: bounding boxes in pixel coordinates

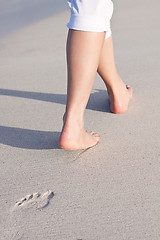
[0,88,110,112]
[0,88,110,149]
[0,126,60,150]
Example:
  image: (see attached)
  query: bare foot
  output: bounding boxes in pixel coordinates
[107,77,133,114]
[59,117,100,150]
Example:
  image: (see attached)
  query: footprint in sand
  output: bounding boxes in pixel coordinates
[13,190,54,211]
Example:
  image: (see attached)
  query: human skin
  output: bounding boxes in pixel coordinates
[58,30,132,150]
[97,35,132,114]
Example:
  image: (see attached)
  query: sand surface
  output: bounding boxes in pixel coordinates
[0,0,160,239]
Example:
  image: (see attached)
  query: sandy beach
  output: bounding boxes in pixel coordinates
[0,0,160,239]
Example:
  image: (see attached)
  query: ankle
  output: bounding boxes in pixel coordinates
[63,111,84,130]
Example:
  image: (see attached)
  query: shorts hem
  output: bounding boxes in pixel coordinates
[67,14,111,33]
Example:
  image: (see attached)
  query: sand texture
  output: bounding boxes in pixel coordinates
[0,0,160,239]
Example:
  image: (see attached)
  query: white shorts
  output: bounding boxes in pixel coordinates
[67,0,114,39]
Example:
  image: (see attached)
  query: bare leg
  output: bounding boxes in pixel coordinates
[59,30,105,150]
[97,36,132,114]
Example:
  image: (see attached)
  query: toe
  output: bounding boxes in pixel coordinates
[126,85,133,98]
[87,131,100,138]
[126,85,131,89]
[92,133,100,138]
